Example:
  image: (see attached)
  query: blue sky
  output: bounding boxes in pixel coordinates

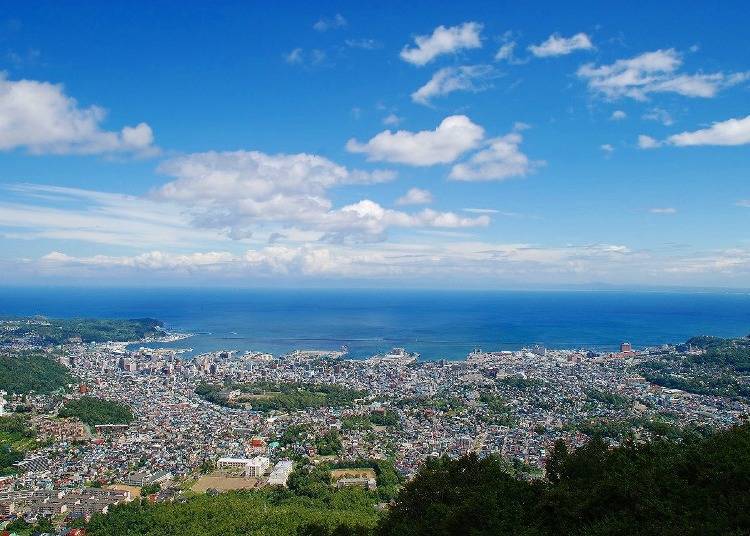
[0,1,748,288]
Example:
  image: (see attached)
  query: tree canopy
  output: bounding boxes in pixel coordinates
[0,351,74,394]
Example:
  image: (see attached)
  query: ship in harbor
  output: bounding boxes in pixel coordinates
[367,347,419,365]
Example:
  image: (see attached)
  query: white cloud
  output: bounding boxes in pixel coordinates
[346,115,484,166]
[411,65,497,105]
[0,184,223,248]
[400,22,483,66]
[638,134,661,149]
[284,48,304,64]
[578,49,748,100]
[666,114,750,146]
[284,48,326,66]
[32,240,655,283]
[643,107,674,126]
[639,115,750,149]
[0,74,157,155]
[396,188,433,206]
[23,237,750,286]
[495,41,516,61]
[450,131,540,181]
[600,143,614,154]
[382,113,402,126]
[649,207,677,214]
[528,32,593,57]
[42,250,235,270]
[345,38,382,50]
[154,150,488,239]
[736,200,750,208]
[463,208,498,214]
[610,110,627,120]
[313,14,347,32]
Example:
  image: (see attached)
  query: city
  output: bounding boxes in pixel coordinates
[2,318,748,533]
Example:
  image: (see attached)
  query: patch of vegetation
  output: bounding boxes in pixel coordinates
[341,415,372,431]
[332,458,403,501]
[58,396,134,426]
[572,415,711,442]
[85,489,380,536]
[316,430,343,456]
[368,410,399,427]
[380,422,750,535]
[0,351,75,394]
[0,317,165,345]
[196,381,366,412]
[0,415,37,475]
[585,387,629,408]
[642,370,750,398]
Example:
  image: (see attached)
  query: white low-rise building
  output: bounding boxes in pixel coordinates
[268,460,294,487]
[217,456,270,477]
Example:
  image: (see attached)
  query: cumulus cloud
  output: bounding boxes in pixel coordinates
[578,49,749,100]
[610,110,627,120]
[313,14,347,32]
[450,130,540,181]
[396,188,433,206]
[411,65,497,105]
[639,115,750,148]
[0,74,157,155]
[638,134,661,149]
[400,22,483,66]
[26,238,750,286]
[382,113,402,126]
[154,150,487,239]
[528,32,593,57]
[666,114,750,146]
[346,115,484,166]
[600,143,614,154]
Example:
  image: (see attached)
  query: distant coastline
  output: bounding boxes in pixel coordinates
[2,287,749,360]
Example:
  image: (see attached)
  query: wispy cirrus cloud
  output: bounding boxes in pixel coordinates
[313,14,347,32]
[411,65,498,105]
[578,48,749,100]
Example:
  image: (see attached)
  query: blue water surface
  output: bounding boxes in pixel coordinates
[1,287,749,360]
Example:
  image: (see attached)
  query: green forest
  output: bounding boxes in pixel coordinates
[58,396,134,426]
[83,422,750,535]
[639,334,750,399]
[0,415,37,475]
[0,351,75,394]
[196,381,366,412]
[0,317,165,345]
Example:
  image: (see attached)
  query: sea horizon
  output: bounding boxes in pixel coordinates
[2,286,749,360]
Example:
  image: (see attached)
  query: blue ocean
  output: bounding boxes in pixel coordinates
[1,287,749,360]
